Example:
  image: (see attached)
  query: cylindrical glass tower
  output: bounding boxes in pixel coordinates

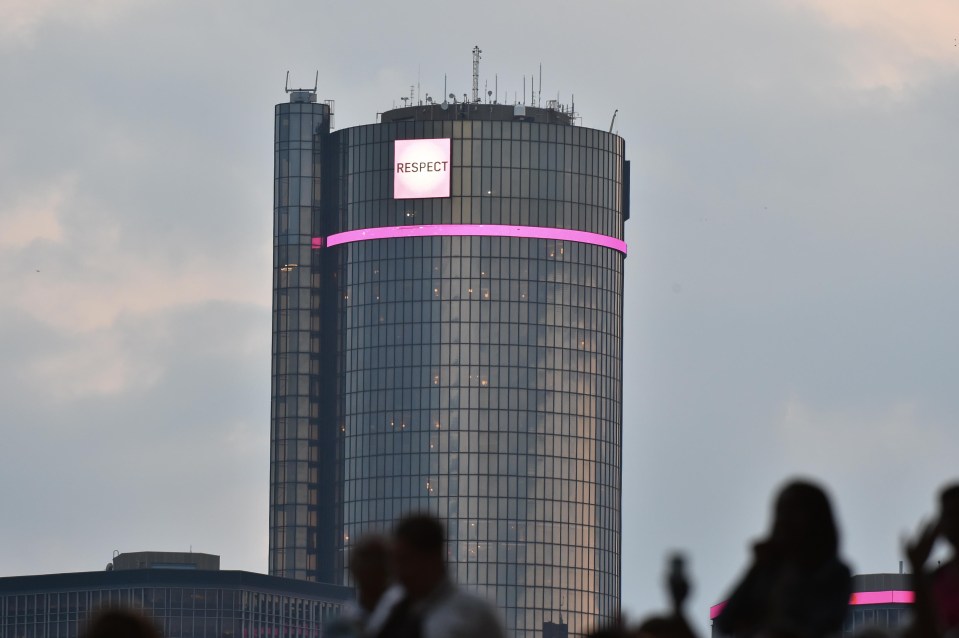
[270,92,336,583]
[329,106,628,637]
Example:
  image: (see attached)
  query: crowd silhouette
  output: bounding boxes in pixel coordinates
[79,480,959,638]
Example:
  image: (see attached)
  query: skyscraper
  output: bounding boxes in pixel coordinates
[271,82,629,637]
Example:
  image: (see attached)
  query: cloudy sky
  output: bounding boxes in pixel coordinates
[1,0,957,631]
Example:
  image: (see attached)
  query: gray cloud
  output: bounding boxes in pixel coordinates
[1,0,957,633]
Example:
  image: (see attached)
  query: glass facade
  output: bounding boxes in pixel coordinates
[271,96,337,583]
[271,99,629,638]
[0,571,349,638]
[843,605,911,636]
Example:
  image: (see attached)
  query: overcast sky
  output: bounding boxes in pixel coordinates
[1,0,957,632]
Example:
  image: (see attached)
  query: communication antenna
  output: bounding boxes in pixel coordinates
[472,46,482,102]
[609,109,618,133]
[538,64,542,109]
[285,70,318,94]
[495,74,498,104]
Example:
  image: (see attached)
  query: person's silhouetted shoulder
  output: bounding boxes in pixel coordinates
[418,580,505,638]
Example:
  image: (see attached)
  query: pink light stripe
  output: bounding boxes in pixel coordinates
[709,591,915,620]
[850,590,915,605]
[709,602,727,620]
[313,224,627,255]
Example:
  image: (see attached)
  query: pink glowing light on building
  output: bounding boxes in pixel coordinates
[313,224,628,255]
[709,591,915,620]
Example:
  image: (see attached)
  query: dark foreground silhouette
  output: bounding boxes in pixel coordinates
[715,479,852,638]
[83,609,161,638]
[904,483,959,638]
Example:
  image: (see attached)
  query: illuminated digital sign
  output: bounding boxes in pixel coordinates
[394,138,451,199]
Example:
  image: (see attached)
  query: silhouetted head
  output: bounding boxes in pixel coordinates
[585,623,632,638]
[349,534,393,612]
[83,609,161,638]
[939,483,959,550]
[770,479,840,565]
[393,513,446,600]
[636,615,690,638]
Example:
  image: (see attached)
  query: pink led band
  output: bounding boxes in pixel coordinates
[312,224,627,255]
[709,591,915,620]
[849,590,915,605]
[709,602,727,620]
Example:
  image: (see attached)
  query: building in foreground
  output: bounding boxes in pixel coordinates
[270,82,630,637]
[709,572,914,638]
[0,552,351,638]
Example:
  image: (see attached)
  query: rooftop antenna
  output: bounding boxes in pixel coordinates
[472,46,482,102]
[285,70,318,94]
[609,109,618,133]
[523,76,526,105]
[538,64,542,109]
[495,74,498,104]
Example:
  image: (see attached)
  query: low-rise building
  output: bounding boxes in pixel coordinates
[0,552,352,638]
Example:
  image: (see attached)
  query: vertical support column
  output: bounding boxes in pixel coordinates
[270,93,331,581]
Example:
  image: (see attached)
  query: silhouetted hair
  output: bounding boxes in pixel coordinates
[394,513,445,554]
[350,534,392,574]
[586,626,630,638]
[940,483,959,506]
[778,479,840,563]
[637,615,688,638]
[83,609,161,638]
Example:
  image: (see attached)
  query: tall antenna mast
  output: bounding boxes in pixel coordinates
[471,46,482,102]
[538,64,542,108]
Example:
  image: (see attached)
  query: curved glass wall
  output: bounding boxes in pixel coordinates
[270,99,334,583]
[330,118,627,638]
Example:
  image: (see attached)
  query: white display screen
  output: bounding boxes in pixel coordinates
[394,138,451,199]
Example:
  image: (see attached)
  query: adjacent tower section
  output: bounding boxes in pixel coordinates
[270,88,335,582]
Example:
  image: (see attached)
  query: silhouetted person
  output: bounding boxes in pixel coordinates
[381,513,505,638]
[715,479,852,638]
[905,482,959,638]
[634,553,698,638]
[82,609,161,638]
[329,535,404,638]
